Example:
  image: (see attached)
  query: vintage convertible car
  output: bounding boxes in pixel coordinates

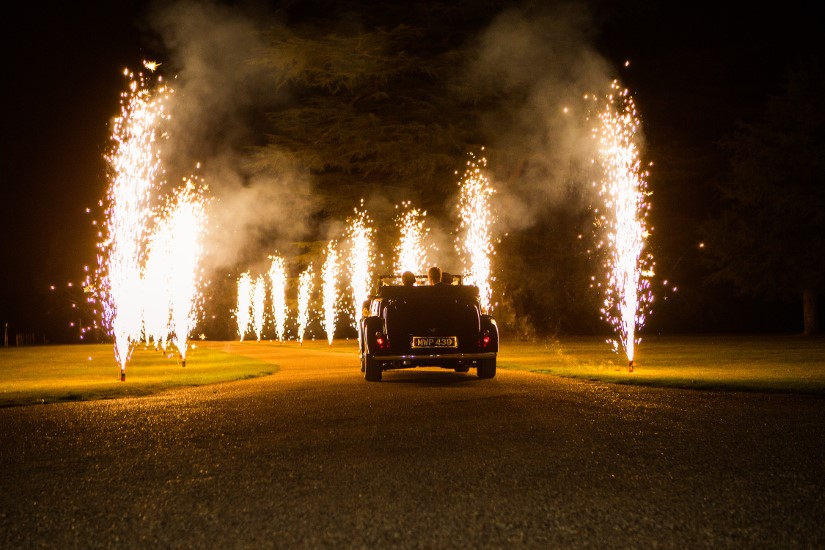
[358,275,499,381]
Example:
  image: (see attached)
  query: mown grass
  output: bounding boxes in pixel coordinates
[1,335,823,406]
[0,343,278,407]
[499,334,825,394]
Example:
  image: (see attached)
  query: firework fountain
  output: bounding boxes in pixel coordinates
[97,62,212,378]
[321,242,339,345]
[236,271,253,341]
[142,216,173,351]
[268,254,288,342]
[166,179,210,365]
[296,264,314,344]
[394,202,430,278]
[345,206,375,329]
[251,274,266,341]
[591,80,654,371]
[457,151,496,313]
[98,64,171,380]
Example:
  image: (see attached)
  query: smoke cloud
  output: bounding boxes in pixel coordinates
[140,0,623,276]
[460,2,615,233]
[145,0,317,273]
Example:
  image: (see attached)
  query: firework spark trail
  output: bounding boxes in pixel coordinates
[268,254,289,342]
[166,179,210,363]
[394,202,430,277]
[593,80,654,364]
[251,274,267,341]
[142,215,173,351]
[236,272,253,341]
[297,264,314,344]
[268,254,288,342]
[346,206,374,329]
[99,64,171,375]
[457,151,495,313]
[321,242,339,345]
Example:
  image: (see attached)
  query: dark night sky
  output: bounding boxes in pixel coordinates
[3,4,157,335]
[1,1,820,338]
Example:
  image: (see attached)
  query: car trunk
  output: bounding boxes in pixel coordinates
[383,296,481,354]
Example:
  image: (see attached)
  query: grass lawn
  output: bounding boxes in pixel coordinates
[1,334,823,406]
[500,334,825,394]
[0,342,278,407]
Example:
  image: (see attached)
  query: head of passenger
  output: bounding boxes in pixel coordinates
[440,272,452,285]
[427,266,442,285]
[401,271,416,286]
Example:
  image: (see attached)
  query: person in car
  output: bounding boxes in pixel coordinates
[402,271,416,286]
[439,272,453,285]
[427,266,442,285]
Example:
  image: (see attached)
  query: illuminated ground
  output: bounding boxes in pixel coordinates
[2,336,822,407]
[1,342,823,547]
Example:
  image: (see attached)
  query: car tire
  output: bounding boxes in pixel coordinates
[477,358,496,379]
[364,356,382,382]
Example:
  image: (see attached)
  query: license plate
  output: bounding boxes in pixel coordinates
[411,336,457,348]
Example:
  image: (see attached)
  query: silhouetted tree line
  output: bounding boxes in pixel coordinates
[62,2,822,342]
[235,5,608,338]
[700,60,824,336]
[230,5,823,338]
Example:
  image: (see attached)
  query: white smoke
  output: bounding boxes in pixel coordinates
[146,0,317,272]
[140,0,622,273]
[460,2,616,232]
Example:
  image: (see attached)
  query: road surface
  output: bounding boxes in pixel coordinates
[1,342,824,547]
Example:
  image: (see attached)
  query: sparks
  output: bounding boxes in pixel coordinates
[251,274,267,341]
[268,254,288,342]
[592,80,654,365]
[394,202,430,277]
[98,65,172,376]
[296,264,314,344]
[345,205,375,329]
[321,241,339,345]
[457,151,496,313]
[166,179,210,363]
[236,271,253,341]
[142,209,173,351]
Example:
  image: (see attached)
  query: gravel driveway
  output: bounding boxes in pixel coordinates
[2,343,823,548]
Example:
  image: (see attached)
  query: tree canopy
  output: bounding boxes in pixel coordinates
[700,59,825,334]
[237,4,612,337]
[247,22,480,221]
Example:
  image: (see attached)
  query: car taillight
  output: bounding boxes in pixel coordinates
[479,333,491,348]
[374,332,389,350]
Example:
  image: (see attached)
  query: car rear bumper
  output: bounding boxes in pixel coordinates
[367,351,496,370]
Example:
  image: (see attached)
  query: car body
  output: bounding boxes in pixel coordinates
[358,276,499,381]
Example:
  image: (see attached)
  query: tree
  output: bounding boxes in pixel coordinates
[701,60,825,335]
[242,2,620,336]
[248,21,479,222]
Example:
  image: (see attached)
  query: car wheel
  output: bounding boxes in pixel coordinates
[364,356,382,382]
[477,358,496,379]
